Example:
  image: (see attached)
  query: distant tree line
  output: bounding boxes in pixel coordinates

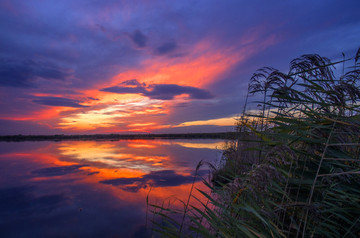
[0,132,237,142]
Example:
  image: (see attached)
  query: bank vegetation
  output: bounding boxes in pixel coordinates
[149,48,360,237]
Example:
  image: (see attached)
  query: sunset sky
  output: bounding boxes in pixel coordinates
[1,0,359,135]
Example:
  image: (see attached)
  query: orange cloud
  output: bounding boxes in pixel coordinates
[2,107,74,121]
[174,116,236,127]
[24,34,279,133]
[57,96,168,131]
[109,40,243,88]
[55,40,244,132]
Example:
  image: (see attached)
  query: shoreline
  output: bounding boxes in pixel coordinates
[0,132,237,142]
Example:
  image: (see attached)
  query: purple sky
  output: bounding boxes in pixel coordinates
[0,0,359,135]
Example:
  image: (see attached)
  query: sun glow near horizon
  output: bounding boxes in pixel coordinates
[0,19,281,135]
[48,41,247,133]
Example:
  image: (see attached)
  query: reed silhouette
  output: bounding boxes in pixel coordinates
[149,48,360,237]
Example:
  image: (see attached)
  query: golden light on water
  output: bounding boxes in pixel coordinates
[0,138,226,237]
[0,139,225,208]
[57,141,169,172]
[173,141,226,149]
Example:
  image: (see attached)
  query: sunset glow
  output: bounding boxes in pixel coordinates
[52,43,245,132]
[1,1,359,237]
[0,0,359,135]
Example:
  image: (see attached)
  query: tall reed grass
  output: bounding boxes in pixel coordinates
[148,48,360,237]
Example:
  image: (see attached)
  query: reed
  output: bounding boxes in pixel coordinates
[149,48,360,237]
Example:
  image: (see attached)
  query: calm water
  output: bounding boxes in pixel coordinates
[0,139,225,237]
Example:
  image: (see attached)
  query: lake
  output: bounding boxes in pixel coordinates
[0,139,226,237]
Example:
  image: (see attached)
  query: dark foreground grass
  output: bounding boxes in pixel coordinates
[148,48,360,237]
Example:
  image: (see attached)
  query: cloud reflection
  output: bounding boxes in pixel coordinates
[57,141,168,172]
[31,164,85,177]
[0,139,221,237]
[100,170,199,192]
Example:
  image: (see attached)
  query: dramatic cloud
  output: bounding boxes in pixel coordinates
[100,85,146,94]
[130,30,147,48]
[0,0,359,134]
[120,79,146,87]
[0,59,70,88]
[156,41,177,55]
[100,79,214,100]
[100,170,200,192]
[149,84,213,100]
[32,96,89,108]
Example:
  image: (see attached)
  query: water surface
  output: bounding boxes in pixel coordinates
[0,139,225,237]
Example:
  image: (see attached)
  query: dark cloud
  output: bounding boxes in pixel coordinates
[121,79,146,87]
[32,96,89,108]
[147,84,213,100]
[100,170,198,192]
[100,85,146,94]
[95,24,106,32]
[87,97,99,101]
[0,59,70,88]
[87,171,100,176]
[156,41,177,55]
[130,30,147,48]
[143,170,196,186]
[31,165,85,177]
[100,79,213,100]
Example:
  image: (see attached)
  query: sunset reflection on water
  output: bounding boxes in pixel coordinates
[0,139,225,237]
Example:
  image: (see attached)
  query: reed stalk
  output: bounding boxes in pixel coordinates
[149,48,360,237]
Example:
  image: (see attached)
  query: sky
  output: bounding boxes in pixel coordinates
[0,0,359,135]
